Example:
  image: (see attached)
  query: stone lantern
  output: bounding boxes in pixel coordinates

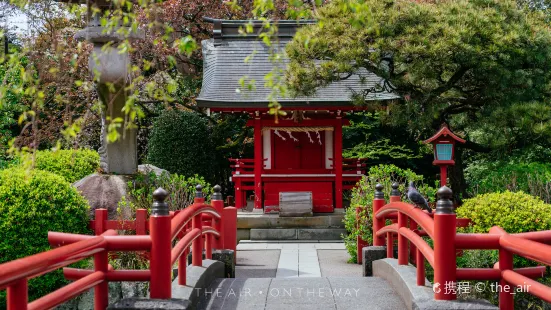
[68,0,144,174]
[64,0,146,218]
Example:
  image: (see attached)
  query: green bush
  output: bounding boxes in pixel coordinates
[344,164,437,263]
[457,191,551,234]
[465,162,551,203]
[456,191,551,308]
[23,149,99,183]
[126,171,213,212]
[0,168,90,305]
[146,110,215,181]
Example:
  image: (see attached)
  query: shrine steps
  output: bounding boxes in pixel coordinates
[237,211,346,241]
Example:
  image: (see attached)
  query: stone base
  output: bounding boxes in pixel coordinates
[185,250,235,278]
[107,299,190,310]
[172,260,225,306]
[73,173,131,220]
[110,260,224,310]
[362,246,387,276]
[373,258,498,310]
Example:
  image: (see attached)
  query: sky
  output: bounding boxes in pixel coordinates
[6,12,29,34]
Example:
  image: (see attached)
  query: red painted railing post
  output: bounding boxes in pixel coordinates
[205,230,213,260]
[136,209,147,235]
[386,232,394,258]
[499,248,514,310]
[389,183,401,260]
[149,188,172,299]
[7,279,27,310]
[433,186,456,300]
[409,219,417,264]
[372,184,386,246]
[397,211,408,265]
[223,206,237,257]
[178,221,189,286]
[192,185,205,267]
[179,248,189,286]
[416,248,425,286]
[211,185,224,250]
[94,208,108,310]
[356,206,368,264]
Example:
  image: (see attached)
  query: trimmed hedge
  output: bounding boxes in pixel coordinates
[0,168,90,305]
[146,110,214,181]
[457,191,551,234]
[26,149,99,183]
[456,191,551,307]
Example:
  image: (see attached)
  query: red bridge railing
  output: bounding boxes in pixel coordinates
[0,185,237,310]
[370,184,551,309]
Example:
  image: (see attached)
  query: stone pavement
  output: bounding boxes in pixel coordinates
[196,277,406,310]
[236,242,348,278]
[196,242,407,309]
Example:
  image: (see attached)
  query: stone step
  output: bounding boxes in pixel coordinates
[249,228,347,240]
[237,212,345,229]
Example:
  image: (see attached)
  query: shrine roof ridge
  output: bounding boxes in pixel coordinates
[203,17,316,42]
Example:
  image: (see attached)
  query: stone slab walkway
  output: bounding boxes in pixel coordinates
[200,242,406,309]
[196,277,407,310]
[237,242,345,278]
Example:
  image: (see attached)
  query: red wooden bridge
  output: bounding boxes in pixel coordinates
[1,183,551,309]
[365,184,551,309]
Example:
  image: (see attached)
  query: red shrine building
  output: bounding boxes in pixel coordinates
[197,19,398,215]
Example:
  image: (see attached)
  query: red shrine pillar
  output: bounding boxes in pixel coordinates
[254,114,263,210]
[335,115,343,209]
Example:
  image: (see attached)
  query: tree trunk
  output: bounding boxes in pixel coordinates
[448,147,468,204]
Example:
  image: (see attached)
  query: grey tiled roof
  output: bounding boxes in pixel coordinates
[196,37,399,108]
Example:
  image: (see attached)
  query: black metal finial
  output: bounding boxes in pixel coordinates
[390,182,400,197]
[435,186,454,214]
[151,187,169,216]
[195,184,204,199]
[212,185,223,200]
[374,183,384,199]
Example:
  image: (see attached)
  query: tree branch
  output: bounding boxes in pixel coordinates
[422,66,470,105]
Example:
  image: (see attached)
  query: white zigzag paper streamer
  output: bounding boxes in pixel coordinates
[287,131,299,142]
[274,130,286,141]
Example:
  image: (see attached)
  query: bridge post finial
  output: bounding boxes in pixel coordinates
[435,186,454,214]
[151,187,169,216]
[195,184,204,199]
[390,182,400,197]
[212,185,223,201]
[374,183,384,199]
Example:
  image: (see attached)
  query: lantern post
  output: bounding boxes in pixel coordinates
[423,125,466,187]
